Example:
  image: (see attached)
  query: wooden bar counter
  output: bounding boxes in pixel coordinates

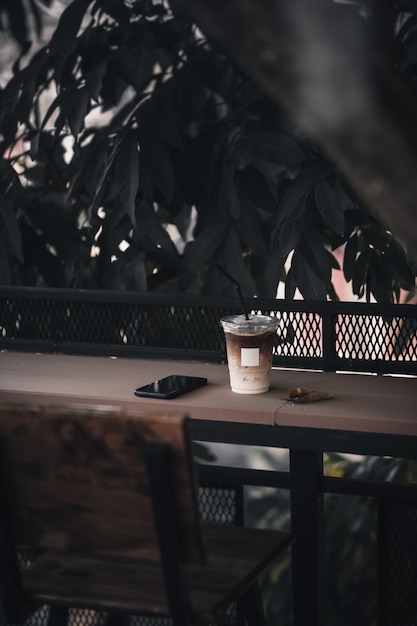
[0,350,415,433]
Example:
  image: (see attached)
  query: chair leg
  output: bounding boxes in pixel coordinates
[48,606,69,626]
[241,582,268,626]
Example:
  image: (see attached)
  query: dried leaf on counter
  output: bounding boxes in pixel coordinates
[287,387,334,403]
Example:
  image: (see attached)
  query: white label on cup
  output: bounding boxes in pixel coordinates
[241,347,260,366]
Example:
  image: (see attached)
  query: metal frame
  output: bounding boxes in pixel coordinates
[145,442,191,626]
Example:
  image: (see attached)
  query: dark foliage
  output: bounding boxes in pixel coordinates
[0,0,415,300]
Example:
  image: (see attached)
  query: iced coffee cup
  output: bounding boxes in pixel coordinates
[220,314,278,394]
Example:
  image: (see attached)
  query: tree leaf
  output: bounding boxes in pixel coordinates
[244,131,304,166]
[28,0,43,37]
[387,239,415,287]
[0,75,21,144]
[87,144,118,220]
[234,197,267,258]
[50,0,90,53]
[3,0,29,49]
[124,255,148,291]
[343,233,358,282]
[98,0,131,30]
[116,133,139,227]
[397,12,417,42]
[180,224,226,291]
[214,229,253,297]
[352,251,367,298]
[298,226,333,285]
[139,109,175,205]
[263,247,286,298]
[0,241,11,285]
[0,199,23,263]
[86,61,107,102]
[239,165,278,214]
[154,93,184,151]
[65,86,89,137]
[274,197,306,257]
[134,201,180,256]
[285,266,297,300]
[291,249,327,300]
[402,30,417,63]
[280,160,335,207]
[221,162,240,218]
[314,179,345,236]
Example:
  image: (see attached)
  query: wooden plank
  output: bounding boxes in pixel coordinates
[0,402,204,565]
[21,525,291,619]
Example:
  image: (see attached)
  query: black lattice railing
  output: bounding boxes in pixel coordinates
[1,287,416,374]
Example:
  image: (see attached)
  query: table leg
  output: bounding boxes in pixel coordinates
[290,449,325,626]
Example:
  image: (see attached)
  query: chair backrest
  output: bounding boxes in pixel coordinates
[0,401,205,565]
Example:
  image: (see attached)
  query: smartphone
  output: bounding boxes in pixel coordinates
[134,375,207,399]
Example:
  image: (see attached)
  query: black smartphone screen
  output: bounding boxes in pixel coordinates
[134,375,207,399]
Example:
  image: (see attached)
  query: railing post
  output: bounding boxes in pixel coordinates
[290,448,326,626]
[321,309,337,371]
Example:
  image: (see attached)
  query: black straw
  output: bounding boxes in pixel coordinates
[216,264,249,320]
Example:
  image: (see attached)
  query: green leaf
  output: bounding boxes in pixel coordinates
[50,0,91,53]
[0,200,24,264]
[274,197,306,257]
[366,254,386,303]
[154,93,184,152]
[65,87,89,137]
[180,224,226,291]
[215,229,253,297]
[343,234,358,282]
[86,61,107,102]
[397,12,417,42]
[279,160,335,207]
[363,227,391,250]
[244,131,304,166]
[239,165,278,214]
[225,165,240,219]
[0,76,21,144]
[116,133,139,227]
[139,110,174,205]
[234,197,267,258]
[352,251,367,298]
[41,86,89,136]
[285,266,297,299]
[291,249,327,300]
[0,241,11,284]
[386,239,415,287]
[124,256,148,291]
[98,0,131,30]
[298,226,333,285]
[134,201,180,256]
[87,144,118,220]
[314,180,345,236]
[3,0,29,49]
[402,30,417,63]
[263,248,286,298]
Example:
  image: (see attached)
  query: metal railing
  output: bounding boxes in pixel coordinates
[1,286,416,374]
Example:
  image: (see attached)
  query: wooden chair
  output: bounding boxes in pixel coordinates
[0,401,292,626]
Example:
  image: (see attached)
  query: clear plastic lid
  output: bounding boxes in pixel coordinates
[220,314,278,335]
